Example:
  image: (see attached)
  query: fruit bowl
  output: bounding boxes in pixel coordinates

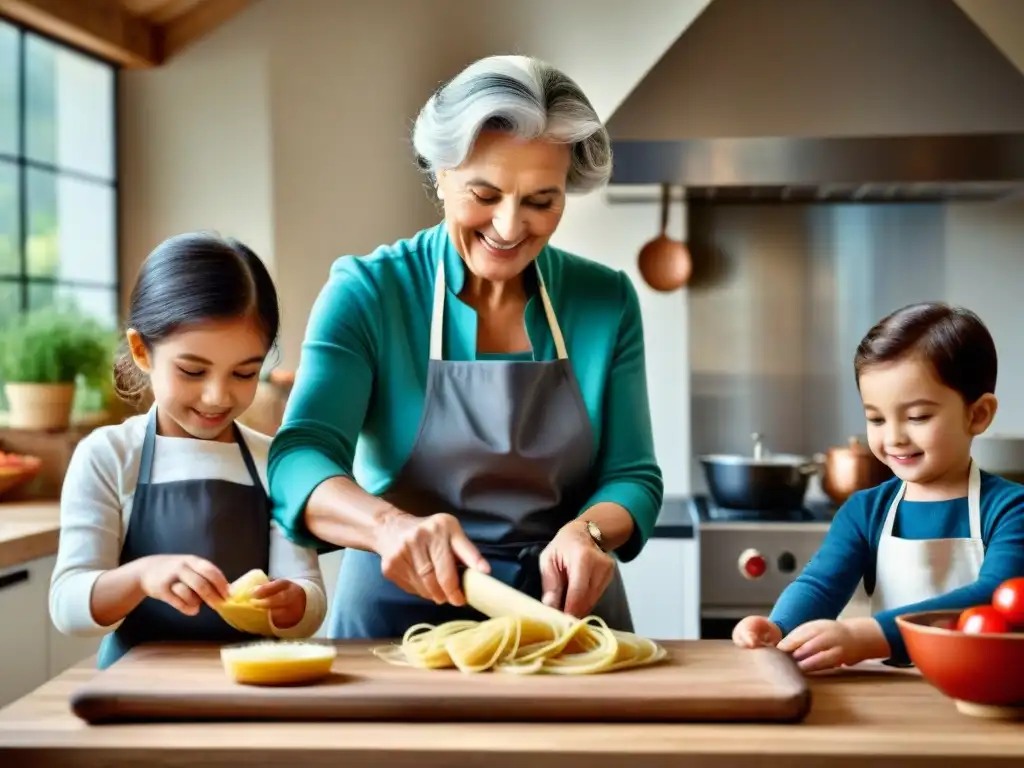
[896,609,1024,719]
[0,451,42,498]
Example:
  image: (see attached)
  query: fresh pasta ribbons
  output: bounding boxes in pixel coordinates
[372,569,669,675]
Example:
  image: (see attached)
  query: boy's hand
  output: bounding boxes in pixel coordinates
[251,579,307,629]
[777,617,890,672]
[732,615,783,648]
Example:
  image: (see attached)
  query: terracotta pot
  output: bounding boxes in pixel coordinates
[818,436,893,505]
[4,382,77,431]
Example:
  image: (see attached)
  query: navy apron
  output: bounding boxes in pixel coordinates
[96,408,271,668]
[328,256,634,638]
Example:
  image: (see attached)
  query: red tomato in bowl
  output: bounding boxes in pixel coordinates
[991,577,1024,628]
[956,605,1011,635]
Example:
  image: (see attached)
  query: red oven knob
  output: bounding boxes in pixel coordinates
[739,548,767,580]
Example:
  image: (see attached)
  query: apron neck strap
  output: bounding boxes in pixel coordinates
[429,258,568,361]
[882,459,983,538]
[139,407,265,491]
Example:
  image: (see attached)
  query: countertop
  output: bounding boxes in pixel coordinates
[0,501,60,571]
[652,496,697,539]
[0,496,694,573]
[0,656,1020,767]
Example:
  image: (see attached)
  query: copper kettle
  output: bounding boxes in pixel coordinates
[817,436,893,505]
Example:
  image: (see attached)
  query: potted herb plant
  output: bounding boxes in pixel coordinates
[0,307,118,431]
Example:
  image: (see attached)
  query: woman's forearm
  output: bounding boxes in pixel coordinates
[577,502,636,552]
[304,475,406,553]
[90,559,148,627]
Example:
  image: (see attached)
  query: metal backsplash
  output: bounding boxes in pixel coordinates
[686,201,948,491]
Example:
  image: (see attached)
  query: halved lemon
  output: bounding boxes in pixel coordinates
[221,641,338,686]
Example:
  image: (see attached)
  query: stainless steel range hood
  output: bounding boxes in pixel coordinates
[604,0,1024,203]
[607,134,1024,202]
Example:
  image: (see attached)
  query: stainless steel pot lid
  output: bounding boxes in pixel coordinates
[699,432,813,467]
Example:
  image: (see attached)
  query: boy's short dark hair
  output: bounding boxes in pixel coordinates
[854,302,997,404]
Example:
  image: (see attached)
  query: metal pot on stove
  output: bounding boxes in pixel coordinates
[699,432,819,511]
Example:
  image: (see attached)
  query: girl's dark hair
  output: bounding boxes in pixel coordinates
[114,232,279,403]
[853,302,997,404]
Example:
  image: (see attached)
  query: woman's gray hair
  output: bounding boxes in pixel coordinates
[412,55,612,194]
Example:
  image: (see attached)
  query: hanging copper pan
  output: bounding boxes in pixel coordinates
[637,183,692,292]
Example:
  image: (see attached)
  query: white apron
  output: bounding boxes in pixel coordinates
[870,459,985,613]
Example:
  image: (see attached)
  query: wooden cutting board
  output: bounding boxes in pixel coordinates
[69,640,811,725]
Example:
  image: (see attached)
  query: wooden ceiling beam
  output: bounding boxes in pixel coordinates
[0,0,252,68]
[157,0,249,61]
[0,0,158,67]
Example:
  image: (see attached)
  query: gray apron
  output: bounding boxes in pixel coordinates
[329,257,633,639]
[96,409,271,669]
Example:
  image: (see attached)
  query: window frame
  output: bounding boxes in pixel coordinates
[0,15,121,326]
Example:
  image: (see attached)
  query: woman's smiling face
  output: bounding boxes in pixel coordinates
[435,130,571,284]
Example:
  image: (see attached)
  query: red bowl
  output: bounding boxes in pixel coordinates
[896,609,1024,719]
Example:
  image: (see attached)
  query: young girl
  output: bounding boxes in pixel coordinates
[733,302,1024,671]
[49,232,327,669]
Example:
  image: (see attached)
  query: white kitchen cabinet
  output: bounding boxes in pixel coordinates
[33,556,103,678]
[0,557,50,709]
[0,554,103,710]
[619,538,700,640]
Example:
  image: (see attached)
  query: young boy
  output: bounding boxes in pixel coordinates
[733,302,1024,671]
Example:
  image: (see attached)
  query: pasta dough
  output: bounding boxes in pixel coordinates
[373,569,668,675]
[213,568,275,636]
[221,641,337,685]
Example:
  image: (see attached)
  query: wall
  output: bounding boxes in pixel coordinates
[119,0,710,495]
[119,0,1024,500]
[686,199,1024,499]
[118,3,274,292]
[946,201,1024,433]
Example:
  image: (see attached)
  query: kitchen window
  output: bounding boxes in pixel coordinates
[0,18,119,412]
[0,18,119,329]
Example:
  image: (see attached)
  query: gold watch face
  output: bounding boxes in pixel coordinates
[586,520,603,545]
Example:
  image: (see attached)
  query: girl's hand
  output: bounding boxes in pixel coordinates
[374,511,491,607]
[732,615,783,648]
[251,579,307,629]
[135,554,231,615]
[539,520,615,618]
[777,617,890,672]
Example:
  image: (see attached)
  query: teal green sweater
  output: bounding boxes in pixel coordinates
[267,223,664,561]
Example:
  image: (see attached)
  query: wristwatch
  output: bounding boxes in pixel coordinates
[581,519,605,551]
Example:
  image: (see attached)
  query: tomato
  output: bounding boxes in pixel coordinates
[956,605,1011,634]
[991,577,1024,628]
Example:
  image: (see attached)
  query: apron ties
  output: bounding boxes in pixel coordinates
[870,459,985,616]
[329,256,634,639]
[96,409,272,669]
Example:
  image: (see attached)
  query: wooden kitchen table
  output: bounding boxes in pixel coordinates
[0,654,1021,768]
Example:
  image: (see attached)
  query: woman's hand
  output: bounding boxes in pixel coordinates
[732,615,783,648]
[777,617,890,672]
[251,579,307,629]
[539,519,615,618]
[135,554,232,616]
[374,511,490,606]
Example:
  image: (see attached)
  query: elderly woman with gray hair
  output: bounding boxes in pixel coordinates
[268,54,663,639]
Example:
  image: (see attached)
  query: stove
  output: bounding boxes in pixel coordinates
[690,494,845,639]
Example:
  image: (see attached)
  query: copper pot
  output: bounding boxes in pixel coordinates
[818,436,893,505]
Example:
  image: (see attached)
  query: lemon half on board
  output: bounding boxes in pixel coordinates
[221,641,338,686]
[213,568,275,637]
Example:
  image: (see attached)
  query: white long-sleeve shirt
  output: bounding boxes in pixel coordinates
[49,411,327,640]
